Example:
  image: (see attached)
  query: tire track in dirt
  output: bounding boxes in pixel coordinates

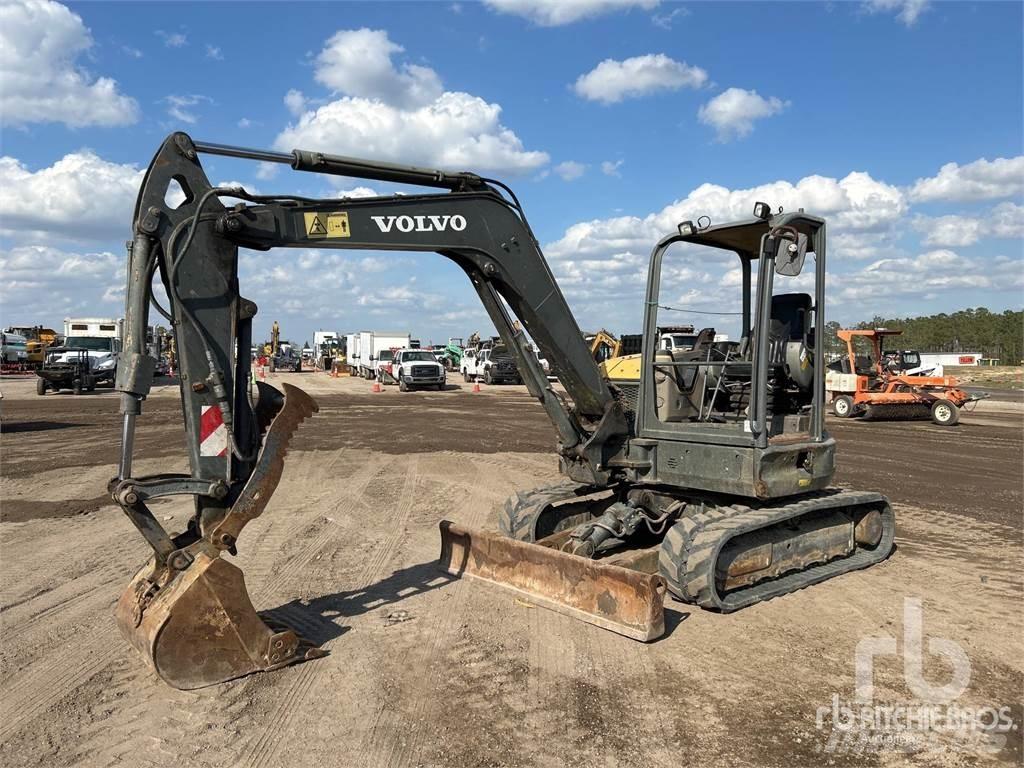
[0,561,130,657]
[0,509,124,605]
[0,641,119,745]
[238,456,421,768]
[1,445,350,753]
[375,453,556,768]
[66,450,396,768]
[236,448,375,590]
[0,508,148,741]
[353,453,491,768]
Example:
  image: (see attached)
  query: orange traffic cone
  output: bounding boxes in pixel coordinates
[472,383,481,393]
[372,382,382,393]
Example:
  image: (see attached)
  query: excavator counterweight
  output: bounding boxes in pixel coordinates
[112,133,894,688]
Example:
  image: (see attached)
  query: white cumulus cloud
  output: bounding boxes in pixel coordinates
[0,152,143,241]
[913,202,1024,247]
[835,249,1022,303]
[546,171,906,262]
[574,54,707,104]
[156,29,187,48]
[698,88,788,141]
[163,94,212,124]
[314,28,442,109]
[484,0,659,26]
[0,245,123,320]
[601,159,624,177]
[863,0,930,26]
[554,161,587,181]
[284,89,308,116]
[274,29,548,175]
[0,0,139,127]
[909,156,1024,202]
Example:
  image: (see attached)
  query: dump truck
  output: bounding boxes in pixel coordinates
[109,133,894,689]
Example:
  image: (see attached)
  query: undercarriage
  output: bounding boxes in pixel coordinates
[441,480,894,639]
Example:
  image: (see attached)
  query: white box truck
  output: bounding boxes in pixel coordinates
[346,333,360,374]
[353,331,411,380]
[64,317,123,340]
[357,331,374,378]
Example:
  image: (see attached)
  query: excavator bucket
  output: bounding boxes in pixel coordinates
[114,383,323,690]
[438,521,666,641]
[115,552,321,690]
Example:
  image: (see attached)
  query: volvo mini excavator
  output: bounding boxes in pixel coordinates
[111,133,895,689]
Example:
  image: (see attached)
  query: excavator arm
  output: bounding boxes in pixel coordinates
[111,133,632,688]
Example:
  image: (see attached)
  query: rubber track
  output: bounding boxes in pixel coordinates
[498,480,599,542]
[659,489,896,612]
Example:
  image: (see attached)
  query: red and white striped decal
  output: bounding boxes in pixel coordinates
[199,406,228,457]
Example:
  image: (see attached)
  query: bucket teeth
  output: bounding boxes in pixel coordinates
[210,383,318,547]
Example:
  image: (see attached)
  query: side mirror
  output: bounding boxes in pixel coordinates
[776,232,808,276]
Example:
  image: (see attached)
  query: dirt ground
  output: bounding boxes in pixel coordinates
[947,366,1023,391]
[1,371,1021,768]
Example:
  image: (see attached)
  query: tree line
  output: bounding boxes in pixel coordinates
[823,307,1023,363]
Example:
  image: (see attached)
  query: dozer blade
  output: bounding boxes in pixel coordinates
[438,521,666,641]
[115,382,323,690]
[115,552,322,690]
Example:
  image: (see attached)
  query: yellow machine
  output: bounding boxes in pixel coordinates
[262,321,281,357]
[586,330,642,383]
[5,326,58,367]
[600,354,641,382]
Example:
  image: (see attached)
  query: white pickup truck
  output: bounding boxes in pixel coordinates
[461,345,521,385]
[389,348,446,391]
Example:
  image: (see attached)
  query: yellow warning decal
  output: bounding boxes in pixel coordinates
[303,212,350,238]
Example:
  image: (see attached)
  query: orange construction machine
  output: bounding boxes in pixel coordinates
[825,329,982,426]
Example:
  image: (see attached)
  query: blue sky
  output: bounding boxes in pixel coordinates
[1,0,1021,346]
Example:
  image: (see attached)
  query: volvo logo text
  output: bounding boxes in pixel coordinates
[370,214,467,234]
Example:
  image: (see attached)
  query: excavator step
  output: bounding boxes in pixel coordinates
[438,521,667,641]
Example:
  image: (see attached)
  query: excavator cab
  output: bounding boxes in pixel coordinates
[111,133,894,688]
[632,213,830,496]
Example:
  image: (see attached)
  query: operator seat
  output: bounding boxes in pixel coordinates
[654,328,715,422]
